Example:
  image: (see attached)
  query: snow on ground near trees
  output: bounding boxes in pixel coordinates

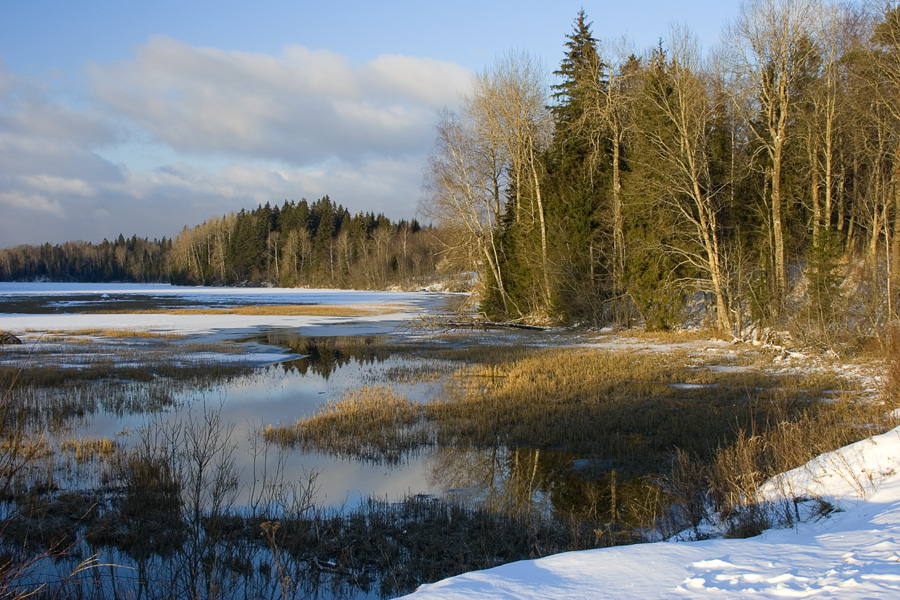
[0,283,436,366]
[400,426,900,599]
[0,283,430,336]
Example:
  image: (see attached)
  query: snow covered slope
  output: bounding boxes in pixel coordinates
[399,426,900,599]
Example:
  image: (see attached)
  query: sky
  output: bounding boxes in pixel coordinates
[0,0,743,247]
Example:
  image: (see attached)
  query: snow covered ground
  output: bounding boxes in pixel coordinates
[6,283,899,598]
[399,426,900,599]
[0,282,441,337]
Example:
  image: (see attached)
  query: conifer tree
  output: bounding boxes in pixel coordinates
[543,10,612,322]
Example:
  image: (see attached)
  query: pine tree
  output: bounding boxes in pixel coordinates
[542,10,611,322]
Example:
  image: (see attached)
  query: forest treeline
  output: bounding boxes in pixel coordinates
[0,197,443,289]
[422,0,900,344]
[4,0,900,345]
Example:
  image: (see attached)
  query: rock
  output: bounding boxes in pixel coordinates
[0,332,23,345]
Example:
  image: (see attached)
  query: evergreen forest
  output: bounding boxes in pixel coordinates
[0,197,441,290]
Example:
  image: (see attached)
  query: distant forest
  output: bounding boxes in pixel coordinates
[4,1,900,346]
[0,196,444,289]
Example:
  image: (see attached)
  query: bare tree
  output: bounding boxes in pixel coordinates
[870,1,900,317]
[578,39,638,323]
[423,107,514,313]
[476,52,554,312]
[726,0,818,311]
[635,27,734,333]
[423,52,552,318]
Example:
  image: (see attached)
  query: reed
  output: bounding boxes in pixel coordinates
[60,437,116,464]
[264,386,428,465]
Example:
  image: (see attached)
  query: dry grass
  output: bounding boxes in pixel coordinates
[264,386,428,465]
[612,328,730,343]
[95,303,408,317]
[263,343,862,475]
[60,437,116,463]
[707,345,900,536]
[27,329,185,340]
[883,328,900,403]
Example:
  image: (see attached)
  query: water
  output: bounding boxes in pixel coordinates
[0,283,471,509]
[0,283,603,598]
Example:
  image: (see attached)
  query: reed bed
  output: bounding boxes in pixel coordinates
[60,437,116,464]
[266,342,863,487]
[46,329,186,339]
[426,347,854,471]
[264,386,429,465]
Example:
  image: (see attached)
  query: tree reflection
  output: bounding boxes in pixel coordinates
[267,334,397,379]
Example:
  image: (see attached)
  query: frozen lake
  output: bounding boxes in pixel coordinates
[0,283,470,509]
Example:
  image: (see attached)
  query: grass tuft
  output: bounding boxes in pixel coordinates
[264,386,428,465]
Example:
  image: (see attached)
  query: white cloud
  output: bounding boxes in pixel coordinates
[0,190,66,217]
[1,37,471,247]
[364,54,472,106]
[21,175,95,197]
[86,36,471,164]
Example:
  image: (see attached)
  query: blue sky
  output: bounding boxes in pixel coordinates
[1,0,743,246]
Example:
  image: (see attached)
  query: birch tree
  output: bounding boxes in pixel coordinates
[727,0,818,312]
[634,28,734,333]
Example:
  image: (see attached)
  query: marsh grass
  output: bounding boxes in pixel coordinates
[268,344,863,476]
[263,340,894,552]
[708,381,900,536]
[265,386,428,465]
[60,438,116,464]
[427,347,854,470]
[612,328,730,343]
[35,330,186,340]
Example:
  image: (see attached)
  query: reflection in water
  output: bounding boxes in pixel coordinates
[0,329,680,599]
[426,445,553,520]
[249,331,399,379]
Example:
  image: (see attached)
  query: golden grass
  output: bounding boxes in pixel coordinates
[425,346,863,469]
[263,341,863,476]
[74,329,185,339]
[264,385,428,464]
[26,329,185,340]
[60,437,117,463]
[97,303,408,317]
[611,328,730,343]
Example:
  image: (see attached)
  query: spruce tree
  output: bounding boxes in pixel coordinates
[542,10,611,322]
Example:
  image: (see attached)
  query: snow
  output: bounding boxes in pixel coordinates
[399,426,900,599]
[0,283,436,336]
[6,283,900,598]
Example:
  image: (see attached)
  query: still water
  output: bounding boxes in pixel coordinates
[0,283,556,510]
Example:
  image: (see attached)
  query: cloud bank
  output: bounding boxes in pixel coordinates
[0,40,471,246]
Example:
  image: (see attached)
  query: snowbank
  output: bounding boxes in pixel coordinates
[399,427,900,599]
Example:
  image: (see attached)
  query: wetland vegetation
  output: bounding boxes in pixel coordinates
[1,318,897,599]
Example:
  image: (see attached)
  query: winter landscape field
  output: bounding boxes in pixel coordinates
[1,283,897,598]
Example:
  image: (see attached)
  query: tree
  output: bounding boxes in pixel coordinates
[576,39,641,324]
[870,1,900,317]
[727,0,818,314]
[545,11,617,323]
[424,107,514,313]
[632,28,734,333]
[483,52,555,318]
